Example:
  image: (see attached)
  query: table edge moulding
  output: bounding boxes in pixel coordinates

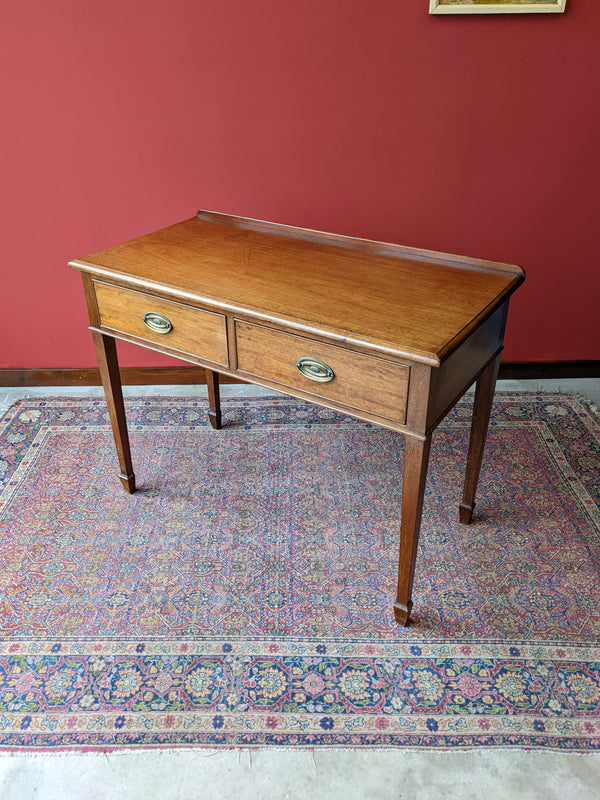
[69,209,525,626]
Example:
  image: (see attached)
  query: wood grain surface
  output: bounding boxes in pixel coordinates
[71,212,524,366]
[236,320,410,424]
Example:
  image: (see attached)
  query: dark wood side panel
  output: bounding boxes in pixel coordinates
[425,302,509,432]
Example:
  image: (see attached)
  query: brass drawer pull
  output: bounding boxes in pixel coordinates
[296,357,335,383]
[143,311,173,334]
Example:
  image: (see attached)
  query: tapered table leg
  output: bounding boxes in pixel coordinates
[205,369,222,430]
[92,331,136,493]
[459,352,501,524]
[394,434,432,626]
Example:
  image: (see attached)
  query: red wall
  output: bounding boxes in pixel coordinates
[1,0,599,369]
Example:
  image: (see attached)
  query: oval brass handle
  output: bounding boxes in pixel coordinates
[296,357,335,383]
[143,311,173,334]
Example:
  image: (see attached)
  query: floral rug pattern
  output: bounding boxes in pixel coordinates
[0,393,598,750]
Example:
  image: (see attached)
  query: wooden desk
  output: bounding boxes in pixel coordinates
[70,211,524,625]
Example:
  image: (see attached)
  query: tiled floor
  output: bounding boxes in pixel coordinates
[1,748,599,800]
[0,379,599,799]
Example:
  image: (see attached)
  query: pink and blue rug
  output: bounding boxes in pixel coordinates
[0,393,598,750]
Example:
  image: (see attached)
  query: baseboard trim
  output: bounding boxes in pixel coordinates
[0,367,243,387]
[498,361,600,380]
[1,362,599,388]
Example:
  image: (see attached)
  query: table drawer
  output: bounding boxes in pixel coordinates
[94,282,229,366]
[236,321,409,424]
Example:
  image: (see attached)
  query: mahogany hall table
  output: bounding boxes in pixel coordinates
[70,210,525,626]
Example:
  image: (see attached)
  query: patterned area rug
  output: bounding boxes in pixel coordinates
[0,392,598,751]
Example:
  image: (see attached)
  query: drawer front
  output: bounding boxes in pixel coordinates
[236,321,409,424]
[94,282,229,366]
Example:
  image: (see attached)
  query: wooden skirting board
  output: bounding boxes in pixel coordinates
[1,362,599,387]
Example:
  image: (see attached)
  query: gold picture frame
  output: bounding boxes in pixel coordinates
[429,0,567,13]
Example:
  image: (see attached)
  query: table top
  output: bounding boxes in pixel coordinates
[71,211,525,366]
